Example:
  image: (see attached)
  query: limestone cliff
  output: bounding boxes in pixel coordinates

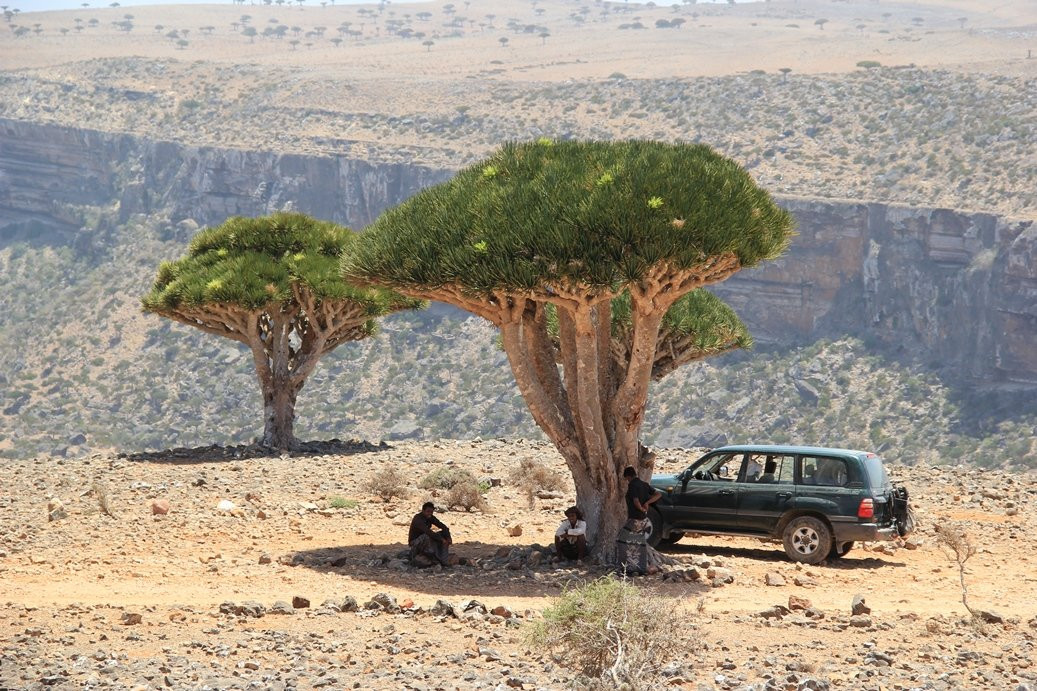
[1,117,1034,391]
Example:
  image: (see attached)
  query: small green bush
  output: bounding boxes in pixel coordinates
[326,495,358,509]
[527,576,685,689]
[856,60,882,69]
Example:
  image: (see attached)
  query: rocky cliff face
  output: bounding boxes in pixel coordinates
[0,118,451,245]
[715,198,1037,389]
[1,118,1034,391]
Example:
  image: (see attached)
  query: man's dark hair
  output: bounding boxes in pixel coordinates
[623,467,637,478]
[422,501,435,511]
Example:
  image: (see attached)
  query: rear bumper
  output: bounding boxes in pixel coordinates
[832,522,899,542]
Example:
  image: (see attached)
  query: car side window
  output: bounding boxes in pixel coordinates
[741,454,767,483]
[749,454,795,484]
[688,452,741,482]
[801,456,848,487]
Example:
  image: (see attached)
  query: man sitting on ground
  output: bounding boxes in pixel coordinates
[408,501,452,567]
[554,506,587,562]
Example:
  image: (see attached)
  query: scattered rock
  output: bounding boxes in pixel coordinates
[852,594,871,616]
[216,499,236,513]
[765,571,787,586]
[291,596,310,609]
[150,499,170,515]
[341,596,359,613]
[507,524,523,537]
[258,553,272,565]
[269,601,294,615]
[47,499,67,522]
[788,595,812,611]
[758,605,789,619]
[120,612,142,625]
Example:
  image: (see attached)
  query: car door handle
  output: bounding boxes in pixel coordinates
[719,489,734,496]
[775,492,792,499]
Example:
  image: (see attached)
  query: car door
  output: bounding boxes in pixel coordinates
[797,454,857,520]
[736,453,796,534]
[669,451,745,531]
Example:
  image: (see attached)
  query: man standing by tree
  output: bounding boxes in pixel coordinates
[620,466,661,576]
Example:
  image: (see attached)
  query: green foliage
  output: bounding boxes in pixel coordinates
[419,466,478,490]
[527,575,683,688]
[345,140,794,294]
[613,288,751,352]
[144,211,421,315]
[326,495,358,509]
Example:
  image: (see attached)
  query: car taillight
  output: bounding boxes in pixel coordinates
[858,498,874,519]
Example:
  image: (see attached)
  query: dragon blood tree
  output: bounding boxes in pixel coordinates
[343,140,794,558]
[143,212,423,450]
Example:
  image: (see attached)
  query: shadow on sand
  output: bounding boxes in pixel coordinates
[121,438,388,465]
[663,540,906,569]
[285,541,715,599]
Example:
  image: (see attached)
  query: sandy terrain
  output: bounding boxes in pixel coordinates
[4,0,1035,78]
[1,439,1035,689]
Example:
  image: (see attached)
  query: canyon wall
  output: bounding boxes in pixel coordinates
[1,117,1034,389]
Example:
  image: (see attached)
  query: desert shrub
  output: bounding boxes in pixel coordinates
[509,458,566,507]
[527,575,684,689]
[419,466,478,490]
[365,467,409,503]
[326,495,358,509]
[445,480,488,512]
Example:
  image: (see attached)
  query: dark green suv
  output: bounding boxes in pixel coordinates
[648,445,914,564]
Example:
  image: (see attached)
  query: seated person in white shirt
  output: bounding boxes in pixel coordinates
[554,506,587,561]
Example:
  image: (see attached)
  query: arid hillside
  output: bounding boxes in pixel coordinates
[1,0,1035,214]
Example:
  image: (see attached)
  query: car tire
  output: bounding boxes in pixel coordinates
[828,540,854,559]
[647,508,663,548]
[782,516,832,565]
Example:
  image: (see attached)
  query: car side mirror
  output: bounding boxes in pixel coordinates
[719,466,729,478]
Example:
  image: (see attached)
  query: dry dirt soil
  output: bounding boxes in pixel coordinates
[1,439,1036,690]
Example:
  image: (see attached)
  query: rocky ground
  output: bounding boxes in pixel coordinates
[1,439,1036,690]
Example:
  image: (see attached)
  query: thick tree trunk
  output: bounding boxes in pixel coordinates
[576,473,627,563]
[262,381,299,450]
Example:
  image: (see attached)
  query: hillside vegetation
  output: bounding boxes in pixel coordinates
[1,215,1034,467]
[2,62,1034,217]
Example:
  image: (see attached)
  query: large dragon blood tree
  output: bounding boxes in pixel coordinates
[143,212,423,450]
[343,140,794,558]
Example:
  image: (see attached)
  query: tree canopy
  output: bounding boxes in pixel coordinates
[347,139,792,295]
[144,212,423,449]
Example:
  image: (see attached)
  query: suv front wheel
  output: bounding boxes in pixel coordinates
[782,516,832,565]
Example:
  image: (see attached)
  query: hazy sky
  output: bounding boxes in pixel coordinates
[18,0,375,12]
[13,0,730,13]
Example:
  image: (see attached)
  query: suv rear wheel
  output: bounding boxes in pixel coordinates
[782,516,832,565]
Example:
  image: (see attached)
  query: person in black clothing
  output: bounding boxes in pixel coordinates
[619,466,661,575]
[408,501,452,567]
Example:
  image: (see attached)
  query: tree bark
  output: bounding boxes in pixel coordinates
[262,378,299,449]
